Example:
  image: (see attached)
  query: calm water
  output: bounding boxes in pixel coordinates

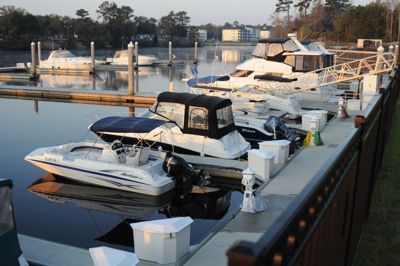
[0,46,253,251]
[0,46,253,94]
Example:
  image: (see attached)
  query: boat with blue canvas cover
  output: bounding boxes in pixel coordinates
[90,92,250,161]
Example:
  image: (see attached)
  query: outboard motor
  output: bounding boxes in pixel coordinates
[163,153,209,195]
[264,116,299,142]
[264,116,300,153]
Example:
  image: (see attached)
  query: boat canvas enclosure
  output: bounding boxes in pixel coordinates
[152,92,236,139]
[90,116,166,133]
[0,179,23,266]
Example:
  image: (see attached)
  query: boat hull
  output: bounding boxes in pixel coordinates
[25,158,174,196]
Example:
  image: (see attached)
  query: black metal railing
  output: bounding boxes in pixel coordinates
[227,67,400,266]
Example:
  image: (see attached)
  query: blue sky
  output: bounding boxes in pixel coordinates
[1,0,373,25]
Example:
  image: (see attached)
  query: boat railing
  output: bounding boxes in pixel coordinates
[284,52,396,94]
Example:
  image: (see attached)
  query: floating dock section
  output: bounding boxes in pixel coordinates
[0,86,155,105]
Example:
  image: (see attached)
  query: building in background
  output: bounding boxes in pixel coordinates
[260,27,271,39]
[197,29,208,42]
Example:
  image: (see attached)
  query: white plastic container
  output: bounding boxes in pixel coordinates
[259,140,290,164]
[307,110,328,126]
[130,217,193,264]
[302,113,324,131]
[248,149,275,181]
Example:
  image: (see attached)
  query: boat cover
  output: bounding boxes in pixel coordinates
[90,116,166,133]
[0,179,23,266]
[187,75,230,87]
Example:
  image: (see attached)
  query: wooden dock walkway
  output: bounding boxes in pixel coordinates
[0,85,156,105]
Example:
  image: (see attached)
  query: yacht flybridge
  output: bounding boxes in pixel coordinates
[188,34,337,100]
[39,50,103,70]
[91,92,251,160]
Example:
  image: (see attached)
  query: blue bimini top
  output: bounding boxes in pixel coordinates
[90,116,166,133]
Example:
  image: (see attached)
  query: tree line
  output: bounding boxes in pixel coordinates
[0,1,195,49]
[273,0,399,43]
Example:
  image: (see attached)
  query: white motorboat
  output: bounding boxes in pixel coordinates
[188,34,337,100]
[39,50,103,70]
[111,50,158,66]
[90,92,250,161]
[25,140,174,196]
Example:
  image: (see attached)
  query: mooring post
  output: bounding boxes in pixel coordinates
[90,41,95,75]
[377,45,384,84]
[134,41,139,69]
[37,41,41,67]
[31,42,36,76]
[194,42,198,64]
[168,41,173,66]
[395,45,399,66]
[128,41,135,95]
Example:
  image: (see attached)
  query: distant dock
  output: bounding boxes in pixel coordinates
[0,85,156,106]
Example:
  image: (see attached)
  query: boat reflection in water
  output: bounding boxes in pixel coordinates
[39,74,104,90]
[27,173,234,247]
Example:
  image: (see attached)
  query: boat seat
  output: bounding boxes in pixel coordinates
[139,147,151,165]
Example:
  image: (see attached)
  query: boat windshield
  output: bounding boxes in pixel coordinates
[216,105,234,129]
[150,102,185,128]
[252,40,299,59]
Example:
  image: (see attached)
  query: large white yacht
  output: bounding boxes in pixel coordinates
[39,50,103,70]
[188,34,337,100]
[111,50,158,66]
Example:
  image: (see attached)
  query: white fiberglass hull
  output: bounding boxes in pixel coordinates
[112,55,157,66]
[25,146,174,196]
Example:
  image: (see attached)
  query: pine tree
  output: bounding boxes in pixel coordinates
[275,0,294,32]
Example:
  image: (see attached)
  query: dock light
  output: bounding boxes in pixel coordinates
[241,168,267,213]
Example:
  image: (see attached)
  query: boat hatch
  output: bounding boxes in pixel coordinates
[151,92,236,139]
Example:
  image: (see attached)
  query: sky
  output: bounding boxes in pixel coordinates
[0,0,374,25]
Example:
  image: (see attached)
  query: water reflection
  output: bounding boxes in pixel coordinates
[0,46,255,95]
[27,173,235,248]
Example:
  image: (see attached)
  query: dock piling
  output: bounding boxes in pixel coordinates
[31,42,36,76]
[194,42,198,64]
[128,41,135,95]
[395,45,399,65]
[90,41,95,74]
[37,42,41,67]
[134,42,139,69]
[168,41,173,66]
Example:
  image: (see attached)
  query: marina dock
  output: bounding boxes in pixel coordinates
[0,85,156,105]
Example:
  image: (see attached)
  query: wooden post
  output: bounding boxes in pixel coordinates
[90,41,95,74]
[168,41,172,66]
[134,41,139,69]
[395,45,399,65]
[31,42,36,76]
[37,41,41,67]
[128,41,135,95]
[194,41,198,64]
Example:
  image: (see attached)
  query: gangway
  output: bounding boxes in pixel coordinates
[286,51,396,95]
